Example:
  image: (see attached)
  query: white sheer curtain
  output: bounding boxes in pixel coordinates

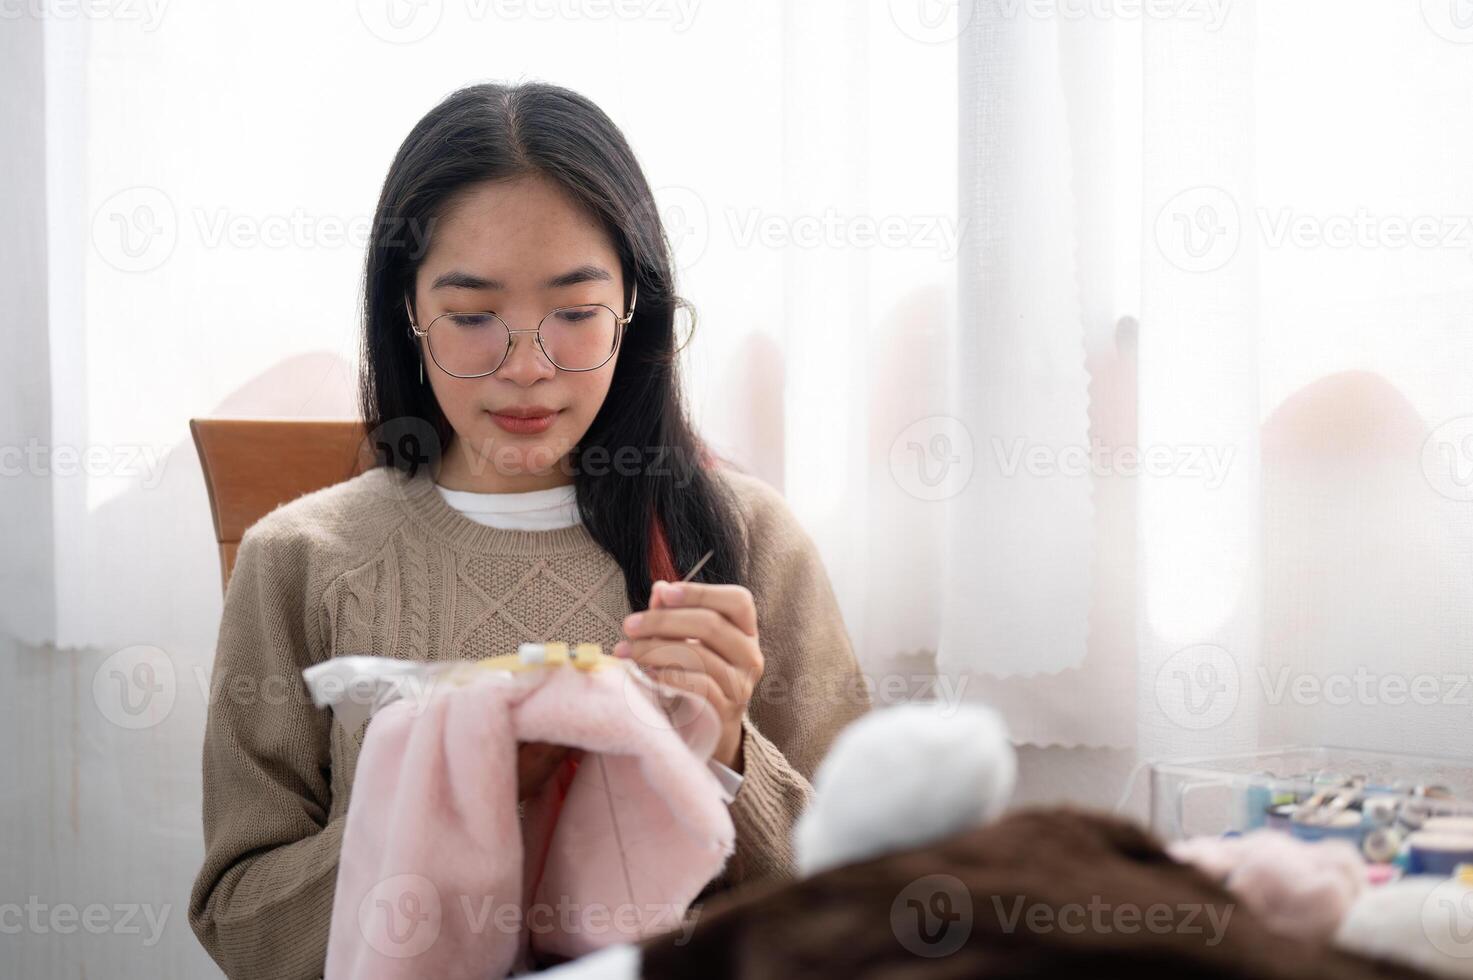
[944,0,1473,771]
[701,4,962,705]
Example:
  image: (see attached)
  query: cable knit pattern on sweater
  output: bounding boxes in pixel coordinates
[188,463,871,980]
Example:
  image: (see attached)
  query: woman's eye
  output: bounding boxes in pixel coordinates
[451,314,497,329]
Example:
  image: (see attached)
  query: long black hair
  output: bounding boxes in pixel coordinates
[358,80,746,612]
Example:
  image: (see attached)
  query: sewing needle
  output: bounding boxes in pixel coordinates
[678,548,715,585]
[648,548,715,723]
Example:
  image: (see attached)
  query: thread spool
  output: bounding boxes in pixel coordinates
[1363,796,1398,828]
[1290,810,1363,844]
[1406,832,1473,876]
[1363,826,1404,864]
[1400,785,1455,832]
[1423,817,1473,837]
[1244,772,1279,831]
[1266,802,1298,831]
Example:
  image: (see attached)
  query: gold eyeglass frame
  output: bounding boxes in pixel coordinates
[406,283,638,378]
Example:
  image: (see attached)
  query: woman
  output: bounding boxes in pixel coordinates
[188,80,870,979]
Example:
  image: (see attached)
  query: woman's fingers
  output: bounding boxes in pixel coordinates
[651,581,758,636]
[644,664,726,714]
[623,607,761,675]
[629,580,763,771]
[622,637,751,705]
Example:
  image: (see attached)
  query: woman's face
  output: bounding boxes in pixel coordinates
[410,173,625,492]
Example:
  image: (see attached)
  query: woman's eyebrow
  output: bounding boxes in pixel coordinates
[545,263,614,289]
[430,264,614,291]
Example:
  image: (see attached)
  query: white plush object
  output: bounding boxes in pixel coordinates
[1336,875,1473,978]
[792,702,1016,877]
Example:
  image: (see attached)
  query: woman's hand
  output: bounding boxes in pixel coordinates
[614,580,763,772]
[517,741,578,802]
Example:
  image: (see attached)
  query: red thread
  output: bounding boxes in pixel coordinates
[647,512,680,586]
[526,750,583,908]
[645,443,720,592]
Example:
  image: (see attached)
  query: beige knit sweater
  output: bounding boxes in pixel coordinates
[188,462,872,979]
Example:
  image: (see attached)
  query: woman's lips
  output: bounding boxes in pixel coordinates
[488,409,560,435]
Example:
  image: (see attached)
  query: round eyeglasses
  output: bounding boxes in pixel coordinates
[408,283,638,378]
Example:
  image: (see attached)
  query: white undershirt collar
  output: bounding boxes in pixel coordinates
[434,482,580,531]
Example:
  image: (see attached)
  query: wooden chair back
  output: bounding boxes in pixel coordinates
[189,418,376,593]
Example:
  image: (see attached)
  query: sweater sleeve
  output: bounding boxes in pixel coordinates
[188,524,341,980]
[711,477,873,889]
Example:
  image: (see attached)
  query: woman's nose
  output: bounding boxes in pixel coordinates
[496,329,558,383]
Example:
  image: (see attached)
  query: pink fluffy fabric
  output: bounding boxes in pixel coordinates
[324,661,736,979]
[1168,830,1367,942]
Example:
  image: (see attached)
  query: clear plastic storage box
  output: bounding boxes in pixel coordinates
[1149,746,1473,853]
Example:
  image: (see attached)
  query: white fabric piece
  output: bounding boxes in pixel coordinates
[536,941,642,980]
[1336,876,1473,979]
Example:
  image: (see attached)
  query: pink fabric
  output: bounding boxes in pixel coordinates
[1168,830,1367,942]
[324,660,736,979]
